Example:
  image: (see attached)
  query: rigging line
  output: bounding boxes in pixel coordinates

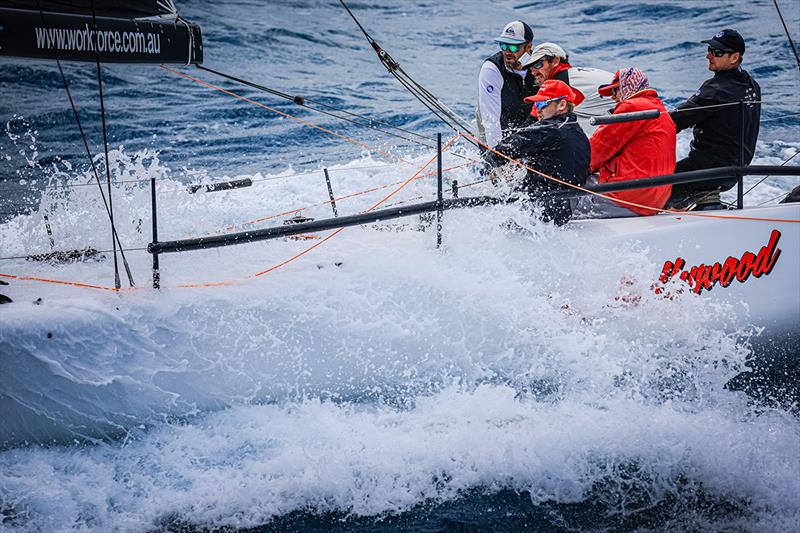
[197,67,434,147]
[196,65,435,144]
[773,0,800,71]
[168,136,463,288]
[757,189,797,206]
[337,0,475,137]
[220,68,480,163]
[743,151,800,198]
[666,100,766,114]
[250,133,462,278]
[387,71,480,150]
[0,272,124,292]
[389,65,474,135]
[0,247,149,262]
[760,111,800,123]
[161,65,411,164]
[35,0,134,288]
[389,70,474,139]
[197,162,471,237]
[394,65,474,133]
[91,0,125,290]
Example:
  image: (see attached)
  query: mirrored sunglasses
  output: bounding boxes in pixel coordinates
[499,43,522,53]
[533,96,566,111]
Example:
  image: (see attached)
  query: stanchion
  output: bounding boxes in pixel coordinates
[738,101,745,209]
[436,133,443,248]
[324,168,339,217]
[151,176,160,289]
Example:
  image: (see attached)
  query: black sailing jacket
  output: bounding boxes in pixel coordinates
[670,67,761,169]
[485,112,590,225]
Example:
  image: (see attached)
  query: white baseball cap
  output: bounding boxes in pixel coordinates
[493,21,534,45]
[521,42,568,68]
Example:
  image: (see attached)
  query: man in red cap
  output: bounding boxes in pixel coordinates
[483,79,589,225]
[572,67,675,218]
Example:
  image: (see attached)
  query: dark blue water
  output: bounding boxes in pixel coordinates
[1,1,799,531]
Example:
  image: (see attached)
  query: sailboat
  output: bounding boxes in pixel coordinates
[0,0,797,450]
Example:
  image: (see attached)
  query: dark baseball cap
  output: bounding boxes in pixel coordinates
[701,29,745,54]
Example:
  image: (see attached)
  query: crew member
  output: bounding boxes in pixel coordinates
[521,42,615,133]
[477,21,536,148]
[522,42,572,86]
[668,29,761,210]
[572,68,675,218]
[484,80,589,225]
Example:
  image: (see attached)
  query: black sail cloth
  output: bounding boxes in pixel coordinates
[0,0,202,64]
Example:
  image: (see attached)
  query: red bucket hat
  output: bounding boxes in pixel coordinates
[523,79,585,106]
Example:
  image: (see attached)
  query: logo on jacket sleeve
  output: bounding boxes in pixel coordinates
[486,85,494,93]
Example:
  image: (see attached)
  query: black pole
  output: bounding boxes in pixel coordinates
[436,133,443,248]
[738,101,745,209]
[589,109,660,125]
[150,176,160,289]
[148,164,800,256]
[43,214,55,249]
[324,168,339,217]
[91,1,120,290]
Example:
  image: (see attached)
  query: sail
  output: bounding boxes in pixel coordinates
[570,67,616,135]
[0,0,202,64]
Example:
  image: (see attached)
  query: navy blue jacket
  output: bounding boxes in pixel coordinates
[485,112,590,224]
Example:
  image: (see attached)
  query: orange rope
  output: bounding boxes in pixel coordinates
[252,133,462,278]
[0,272,126,292]
[155,135,462,288]
[218,163,469,234]
[161,66,410,165]
[464,132,800,224]
[0,136,460,292]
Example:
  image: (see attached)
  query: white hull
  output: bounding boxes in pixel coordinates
[572,203,800,338]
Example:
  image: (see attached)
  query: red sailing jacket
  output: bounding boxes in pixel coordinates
[589,89,676,215]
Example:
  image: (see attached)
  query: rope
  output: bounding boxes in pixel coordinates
[773,0,800,71]
[465,132,800,224]
[0,136,461,290]
[0,164,395,190]
[196,64,435,145]
[212,162,470,236]
[90,0,126,289]
[337,0,476,143]
[249,134,461,279]
[161,66,411,165]
[34,0,134,289]
[0,272,123,292]
[742,151,799,199]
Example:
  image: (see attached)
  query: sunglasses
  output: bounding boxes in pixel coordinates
[499,43,523,53]
[530,56,552,70]
[707,46,734,57]
[533,96,566,111]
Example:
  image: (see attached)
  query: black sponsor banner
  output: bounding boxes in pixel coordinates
[0,8,203,64]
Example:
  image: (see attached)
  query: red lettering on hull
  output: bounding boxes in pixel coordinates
[658,229,782,295]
